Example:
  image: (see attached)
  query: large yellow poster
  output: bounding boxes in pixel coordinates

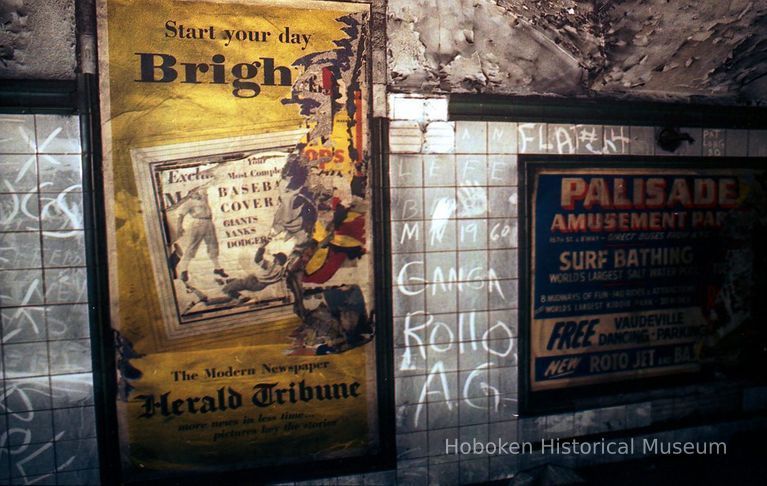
[96,0,378,480]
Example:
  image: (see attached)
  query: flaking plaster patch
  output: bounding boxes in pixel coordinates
[0,0,76,80]
[388,18,432,84]
[388,0,767,104]
[388,0,595,96]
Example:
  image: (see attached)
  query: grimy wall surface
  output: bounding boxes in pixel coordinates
[0,0,76,80]
[387,0,767,104]
[5,0,767,105]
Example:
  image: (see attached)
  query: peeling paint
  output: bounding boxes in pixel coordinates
[388,0,599,95]
[388,16,432,84]
[0,0,30,69]
[389,0,767,104]
[596,0,767,103]
[0,0,76,80]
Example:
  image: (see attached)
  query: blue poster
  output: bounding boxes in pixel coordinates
[530,168,763,390]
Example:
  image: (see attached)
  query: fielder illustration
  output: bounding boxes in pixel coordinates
[173,188,228,282]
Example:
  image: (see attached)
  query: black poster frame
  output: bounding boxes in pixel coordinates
[519,155,767,415]
[90,0,396,480]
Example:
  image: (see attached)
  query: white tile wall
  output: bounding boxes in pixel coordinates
[374,98,767,485]
[0,115,99,486]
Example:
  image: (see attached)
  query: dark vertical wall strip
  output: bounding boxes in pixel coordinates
[75,0,116,482]
[372,117,396,465]
[78,73,119,486]
[75,0,96,75]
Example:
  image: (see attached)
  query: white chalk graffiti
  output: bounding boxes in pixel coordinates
[399,222,420,245]
[0,383,78,483]
[0,190,39,230]
[429,197,456,246]
[0,307,43,343]
[604,126,631,154]
[553,125,603,155]
[0,116,91,484]
[457,183,487,217]
[518,123,551,153]
[390,125,521,432]
[396,261,506,301]
[400,310,517,427]
[44,269,88,304]
[40,184,84,234]
[0,279,41,322]
[703,129,725,157]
